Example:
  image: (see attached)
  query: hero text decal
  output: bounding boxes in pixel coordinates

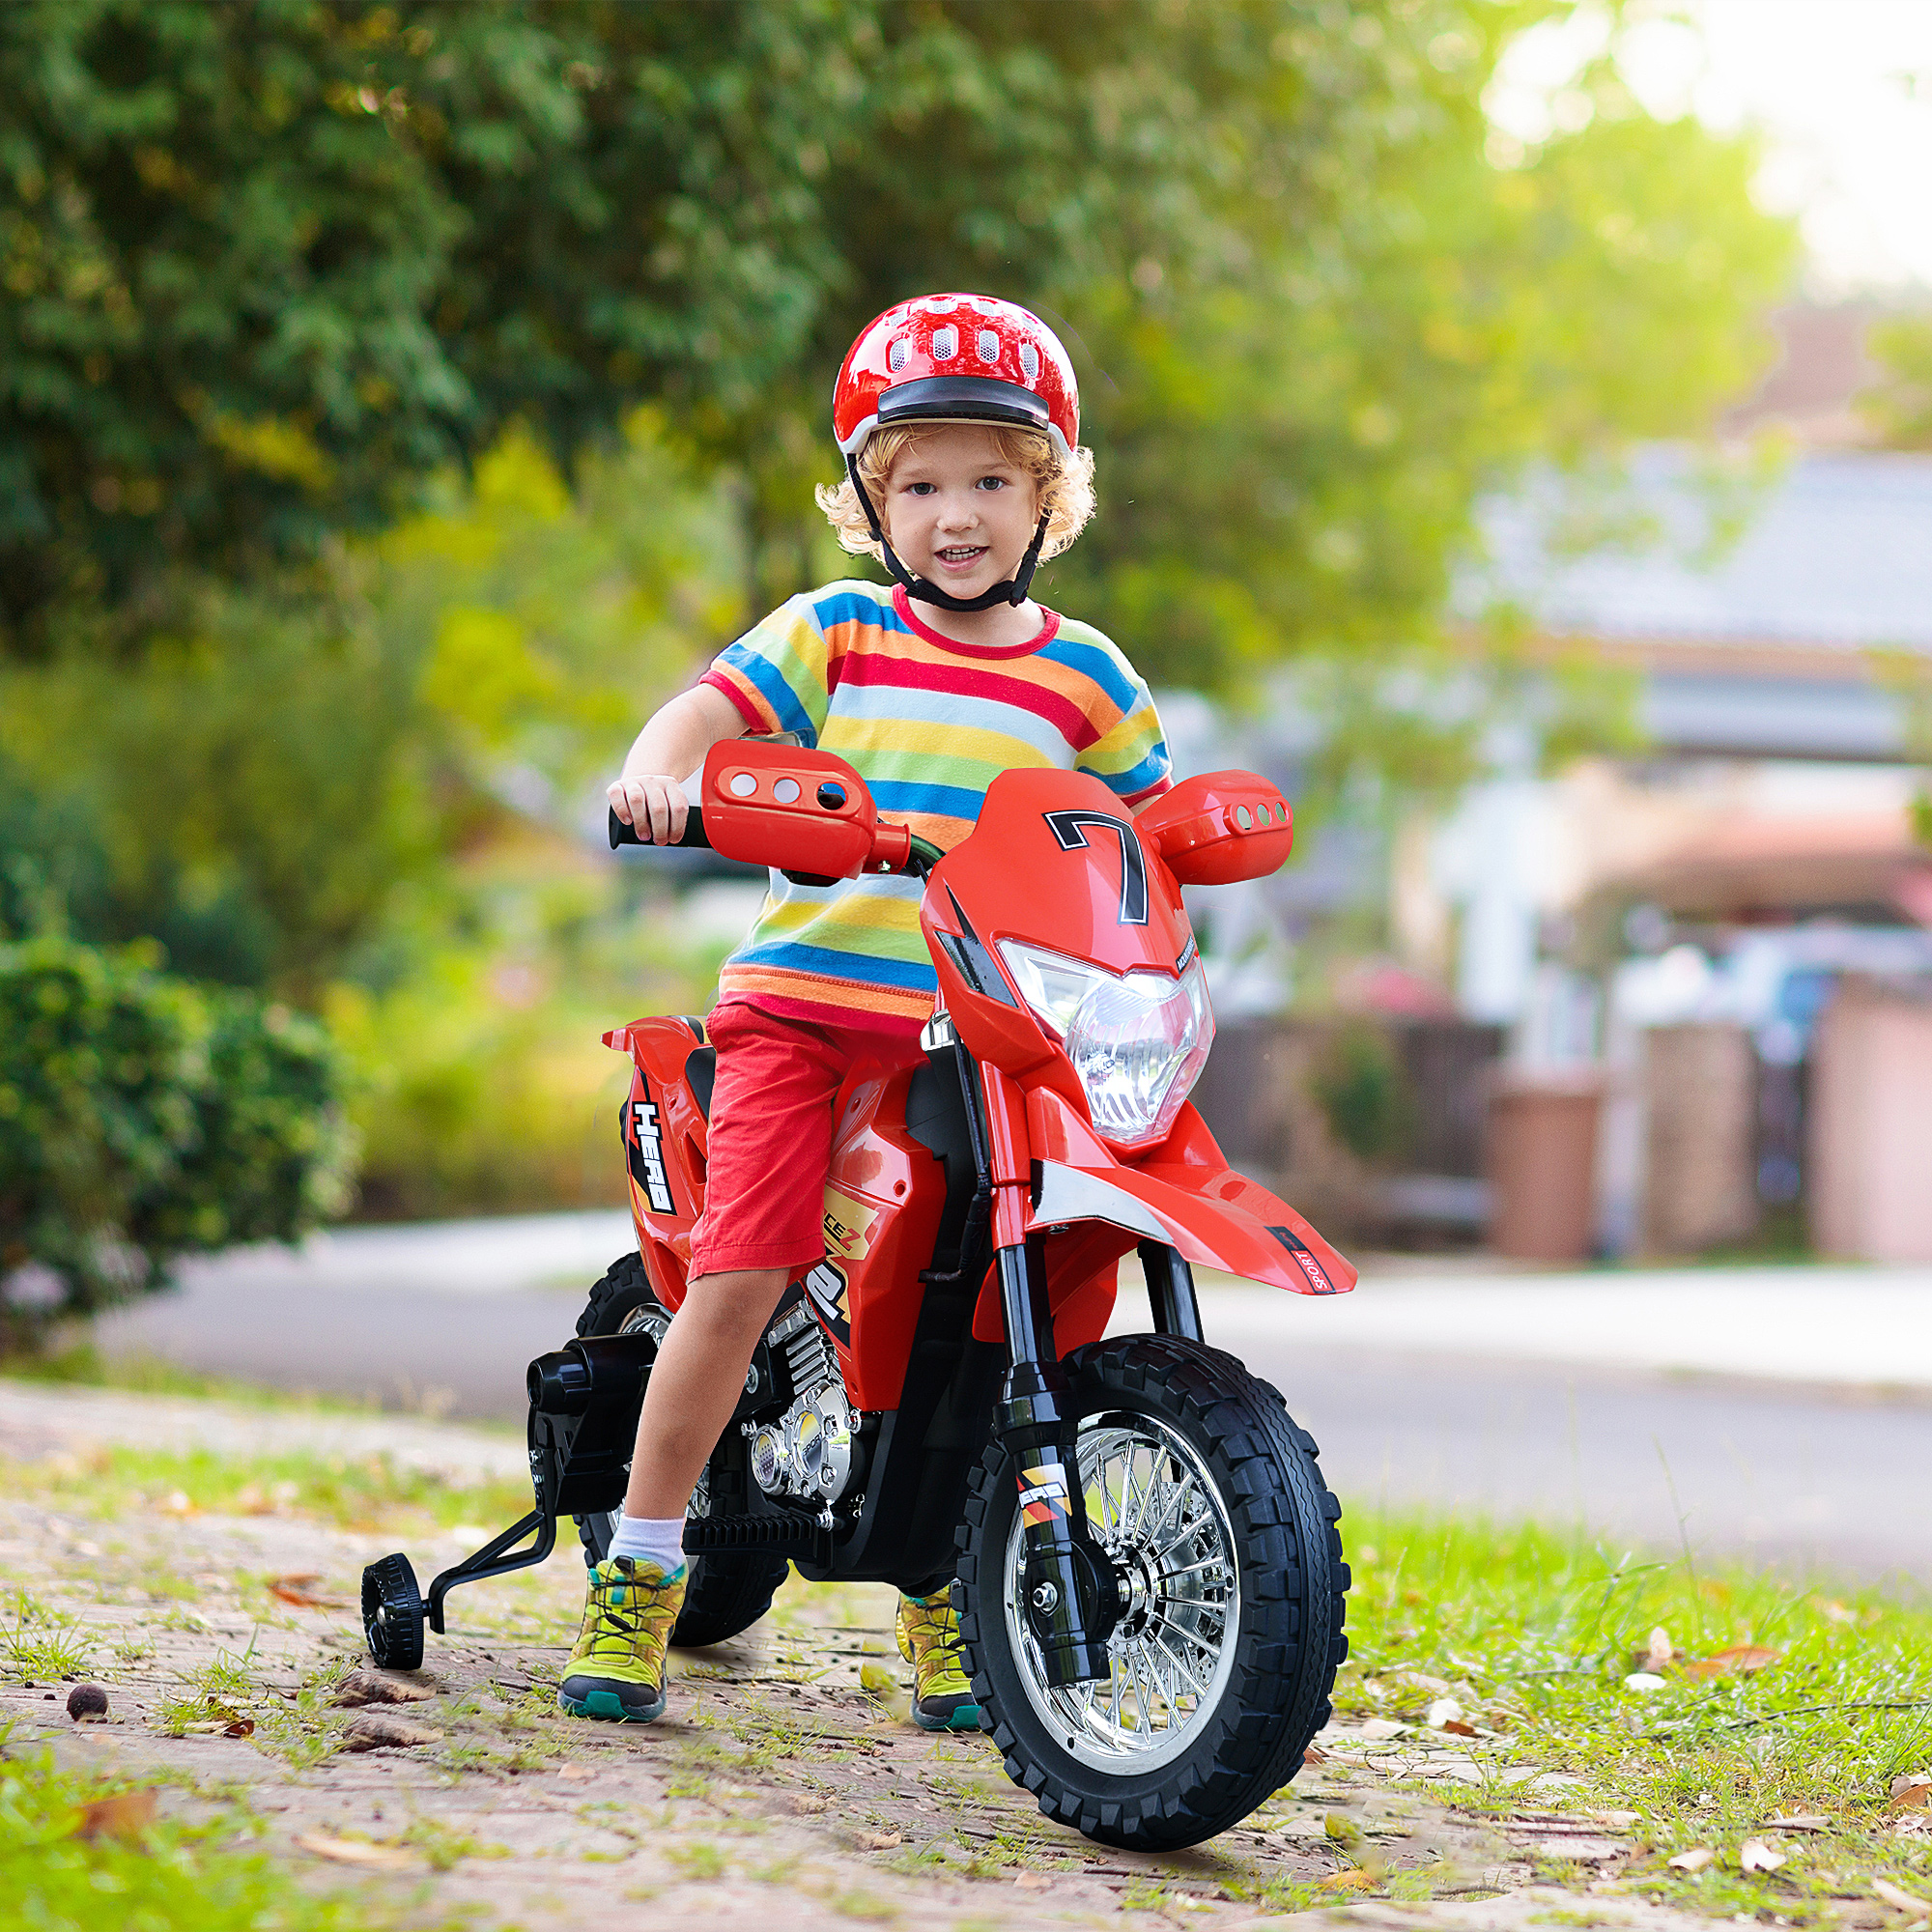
[626,1080,676,1214]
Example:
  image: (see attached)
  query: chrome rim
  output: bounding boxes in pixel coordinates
[1002,1409,1240,1772]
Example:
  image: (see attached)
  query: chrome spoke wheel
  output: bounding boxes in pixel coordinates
[1002,1410,1239,1773]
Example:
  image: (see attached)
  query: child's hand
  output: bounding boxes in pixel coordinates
[609,774,689,844]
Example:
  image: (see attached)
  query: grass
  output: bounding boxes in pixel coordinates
[0,1728,449,1932]
[1,1588,97,1681]
[0,1439,531,1533]
[1337,1507,1932,1922]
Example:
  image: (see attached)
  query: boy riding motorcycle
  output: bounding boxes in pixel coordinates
[564,295,1172,1729]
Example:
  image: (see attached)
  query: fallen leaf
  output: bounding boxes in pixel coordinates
[1890,1776,1932,1812]
[1668,1847,1715,1872]
[856,1831,901,1851]
[1874,1878,1930,1915]
[1768,1814,1831,1832]
[1359,1718,1407,1740]
[1390,1668,1451,1694]
[1425,1697,1464,1730]
[1739,1839,1787,1873]
[858,1662,900,1694]
[1623,1672,1668,1691]
[293,1833,416,1870]
[556,1762,596,1782]
[333,1668,435,1708]
[73,1790,156,1841]
[267,1574,339,1607]
[1321,1868,1378,1891]
[338,1711,441,1750]
[1302,1744,1329,1766]
[1683,1645,1782,1681]
[1641,1627,1675,1672]
[1013,1869,1050,1889]
[1323,1812,1363,1849]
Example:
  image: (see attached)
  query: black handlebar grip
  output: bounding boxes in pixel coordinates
[608,805,711,851]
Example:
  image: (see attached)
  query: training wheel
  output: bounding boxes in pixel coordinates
[361,1552,426,1671]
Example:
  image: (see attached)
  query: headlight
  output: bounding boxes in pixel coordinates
[998,940,1215,1146]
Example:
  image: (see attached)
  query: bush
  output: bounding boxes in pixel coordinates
[1309,1020,1416,1166]
[0,932,352,1326]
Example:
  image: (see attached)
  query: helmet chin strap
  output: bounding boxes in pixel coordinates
[845,455,1049,614]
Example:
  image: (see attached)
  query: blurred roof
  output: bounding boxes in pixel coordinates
[1477,445,1932,656]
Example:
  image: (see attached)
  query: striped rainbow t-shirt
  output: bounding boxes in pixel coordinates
[700,579,1170,1035]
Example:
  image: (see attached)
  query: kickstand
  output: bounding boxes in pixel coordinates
[425,1509,556,1634]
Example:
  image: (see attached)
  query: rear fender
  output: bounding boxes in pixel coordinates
[603,1016,712,1312]
[1024,1088,1356,1296]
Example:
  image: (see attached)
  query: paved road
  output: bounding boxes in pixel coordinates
[88,1214,1932,1585]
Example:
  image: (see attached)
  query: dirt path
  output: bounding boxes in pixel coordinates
[0,1379,1727,1931]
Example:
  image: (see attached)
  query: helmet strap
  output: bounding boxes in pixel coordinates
[845,455,1050,615]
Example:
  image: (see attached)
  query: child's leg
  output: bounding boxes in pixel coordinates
[620,1264,787,1520]
[560,1004,848,1723]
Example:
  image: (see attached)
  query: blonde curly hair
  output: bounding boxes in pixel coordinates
[815,424,1096,563]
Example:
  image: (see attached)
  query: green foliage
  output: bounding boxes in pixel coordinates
[0,1733,431,1932]
[380,412,745,807]
[0,584,438,995]
[0,930,351,1321]
[1047,30,1797,693]
[1861,314,1932,450]
[1341,1511,1932,1919]
[1309,1020,1416,1163]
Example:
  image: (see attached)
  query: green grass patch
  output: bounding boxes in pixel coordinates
[0,1729,442,1931]
[0,1440,531,1533]
[1340,1509,1932,1920]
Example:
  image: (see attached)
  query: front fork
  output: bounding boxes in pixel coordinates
[960,1050,1124,1686]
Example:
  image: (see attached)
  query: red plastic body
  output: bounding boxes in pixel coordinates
[700,740,908,880]
[1138,771,1294,886]
[606,762,1354,1415]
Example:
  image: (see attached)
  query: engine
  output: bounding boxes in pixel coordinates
[744,1300,859,1503]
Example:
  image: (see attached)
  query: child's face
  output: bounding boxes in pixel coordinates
[878,427,1042,602]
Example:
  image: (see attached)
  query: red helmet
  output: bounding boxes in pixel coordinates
[833,294,1079,461]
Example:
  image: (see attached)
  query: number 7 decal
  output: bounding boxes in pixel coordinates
[1042,810,1149,925]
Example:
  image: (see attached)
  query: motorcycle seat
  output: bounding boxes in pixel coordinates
[684,1047,717,1121]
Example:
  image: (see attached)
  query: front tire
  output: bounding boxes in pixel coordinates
[572,1253,788,1649]
[955,1335,1348,1852]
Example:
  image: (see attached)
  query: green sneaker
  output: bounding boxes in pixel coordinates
[895,1586,981,1732]
[557,1556,687,1722]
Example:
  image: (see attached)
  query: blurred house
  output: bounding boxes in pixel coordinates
[1406,325,1932,1258]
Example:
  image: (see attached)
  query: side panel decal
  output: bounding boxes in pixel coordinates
[626,1077,676,1214]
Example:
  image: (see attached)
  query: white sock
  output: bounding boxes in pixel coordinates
[606,1513,687,1575]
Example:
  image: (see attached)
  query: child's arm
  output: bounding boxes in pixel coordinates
[609,683,747,843]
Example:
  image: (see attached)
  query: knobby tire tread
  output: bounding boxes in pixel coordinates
[952,1334,1350,1852]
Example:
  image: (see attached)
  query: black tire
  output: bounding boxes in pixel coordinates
[361,1552,426,1671]
[954,1335,1349,1853]
[571,1253,788,1649]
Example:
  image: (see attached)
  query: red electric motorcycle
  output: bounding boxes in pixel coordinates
[363,740,1355,1851]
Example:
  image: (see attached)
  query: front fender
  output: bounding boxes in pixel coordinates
[1024,1088,1356,1296]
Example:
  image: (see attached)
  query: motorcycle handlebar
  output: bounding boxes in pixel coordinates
[609,806,712,852]
[608,804,941,880]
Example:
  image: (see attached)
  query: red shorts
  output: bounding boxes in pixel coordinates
[688,1001,918,1280]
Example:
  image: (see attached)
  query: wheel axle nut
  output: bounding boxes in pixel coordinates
[1031,1580,1060,1613]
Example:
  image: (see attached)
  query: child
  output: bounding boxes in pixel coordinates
[561,294,1171,1728]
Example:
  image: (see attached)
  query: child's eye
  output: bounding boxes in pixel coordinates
[975,475,1007,491]
[905,480,936,496]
